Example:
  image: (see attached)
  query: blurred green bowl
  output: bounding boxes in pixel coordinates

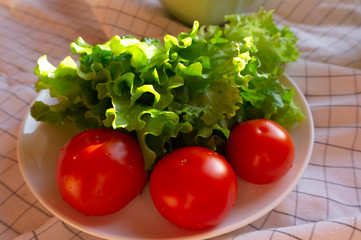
[159,0,254,25]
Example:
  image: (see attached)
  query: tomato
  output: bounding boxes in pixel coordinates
[149,146,238,230]
[226,119,295,184]
[55,128,148,216]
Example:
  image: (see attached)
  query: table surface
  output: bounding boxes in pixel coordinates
[1,0,361,239]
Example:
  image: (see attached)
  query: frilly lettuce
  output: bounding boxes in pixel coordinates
[30,8,304,170]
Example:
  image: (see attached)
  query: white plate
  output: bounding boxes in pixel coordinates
[17,74,314,240]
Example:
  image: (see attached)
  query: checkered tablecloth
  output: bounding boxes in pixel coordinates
[1,0,361,239]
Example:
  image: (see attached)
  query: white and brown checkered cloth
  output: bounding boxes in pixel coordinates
[1,0,361,239]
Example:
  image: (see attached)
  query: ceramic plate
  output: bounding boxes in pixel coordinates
[17,74,314,240]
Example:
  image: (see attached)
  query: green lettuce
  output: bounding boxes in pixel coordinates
[30,8,304,170]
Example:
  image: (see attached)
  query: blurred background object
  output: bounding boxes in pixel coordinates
[159,0,254,25]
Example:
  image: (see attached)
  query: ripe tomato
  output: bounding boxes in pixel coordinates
[226,119,295,184]
[56,128,148,216]
[149,146,238,230]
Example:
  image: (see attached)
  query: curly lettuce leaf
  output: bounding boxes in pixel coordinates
[30,8,304,170]
[199,8,300,75]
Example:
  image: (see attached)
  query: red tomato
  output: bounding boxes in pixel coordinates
[149,146,238,230]
[56,128,148,216]
[226,119,295,184]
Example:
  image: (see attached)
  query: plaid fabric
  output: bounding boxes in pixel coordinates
[1,0,361,239]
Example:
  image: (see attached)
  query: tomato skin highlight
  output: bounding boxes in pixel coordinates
[226,119,295,185]
[56,128,148,216]
[149,146,238,230]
